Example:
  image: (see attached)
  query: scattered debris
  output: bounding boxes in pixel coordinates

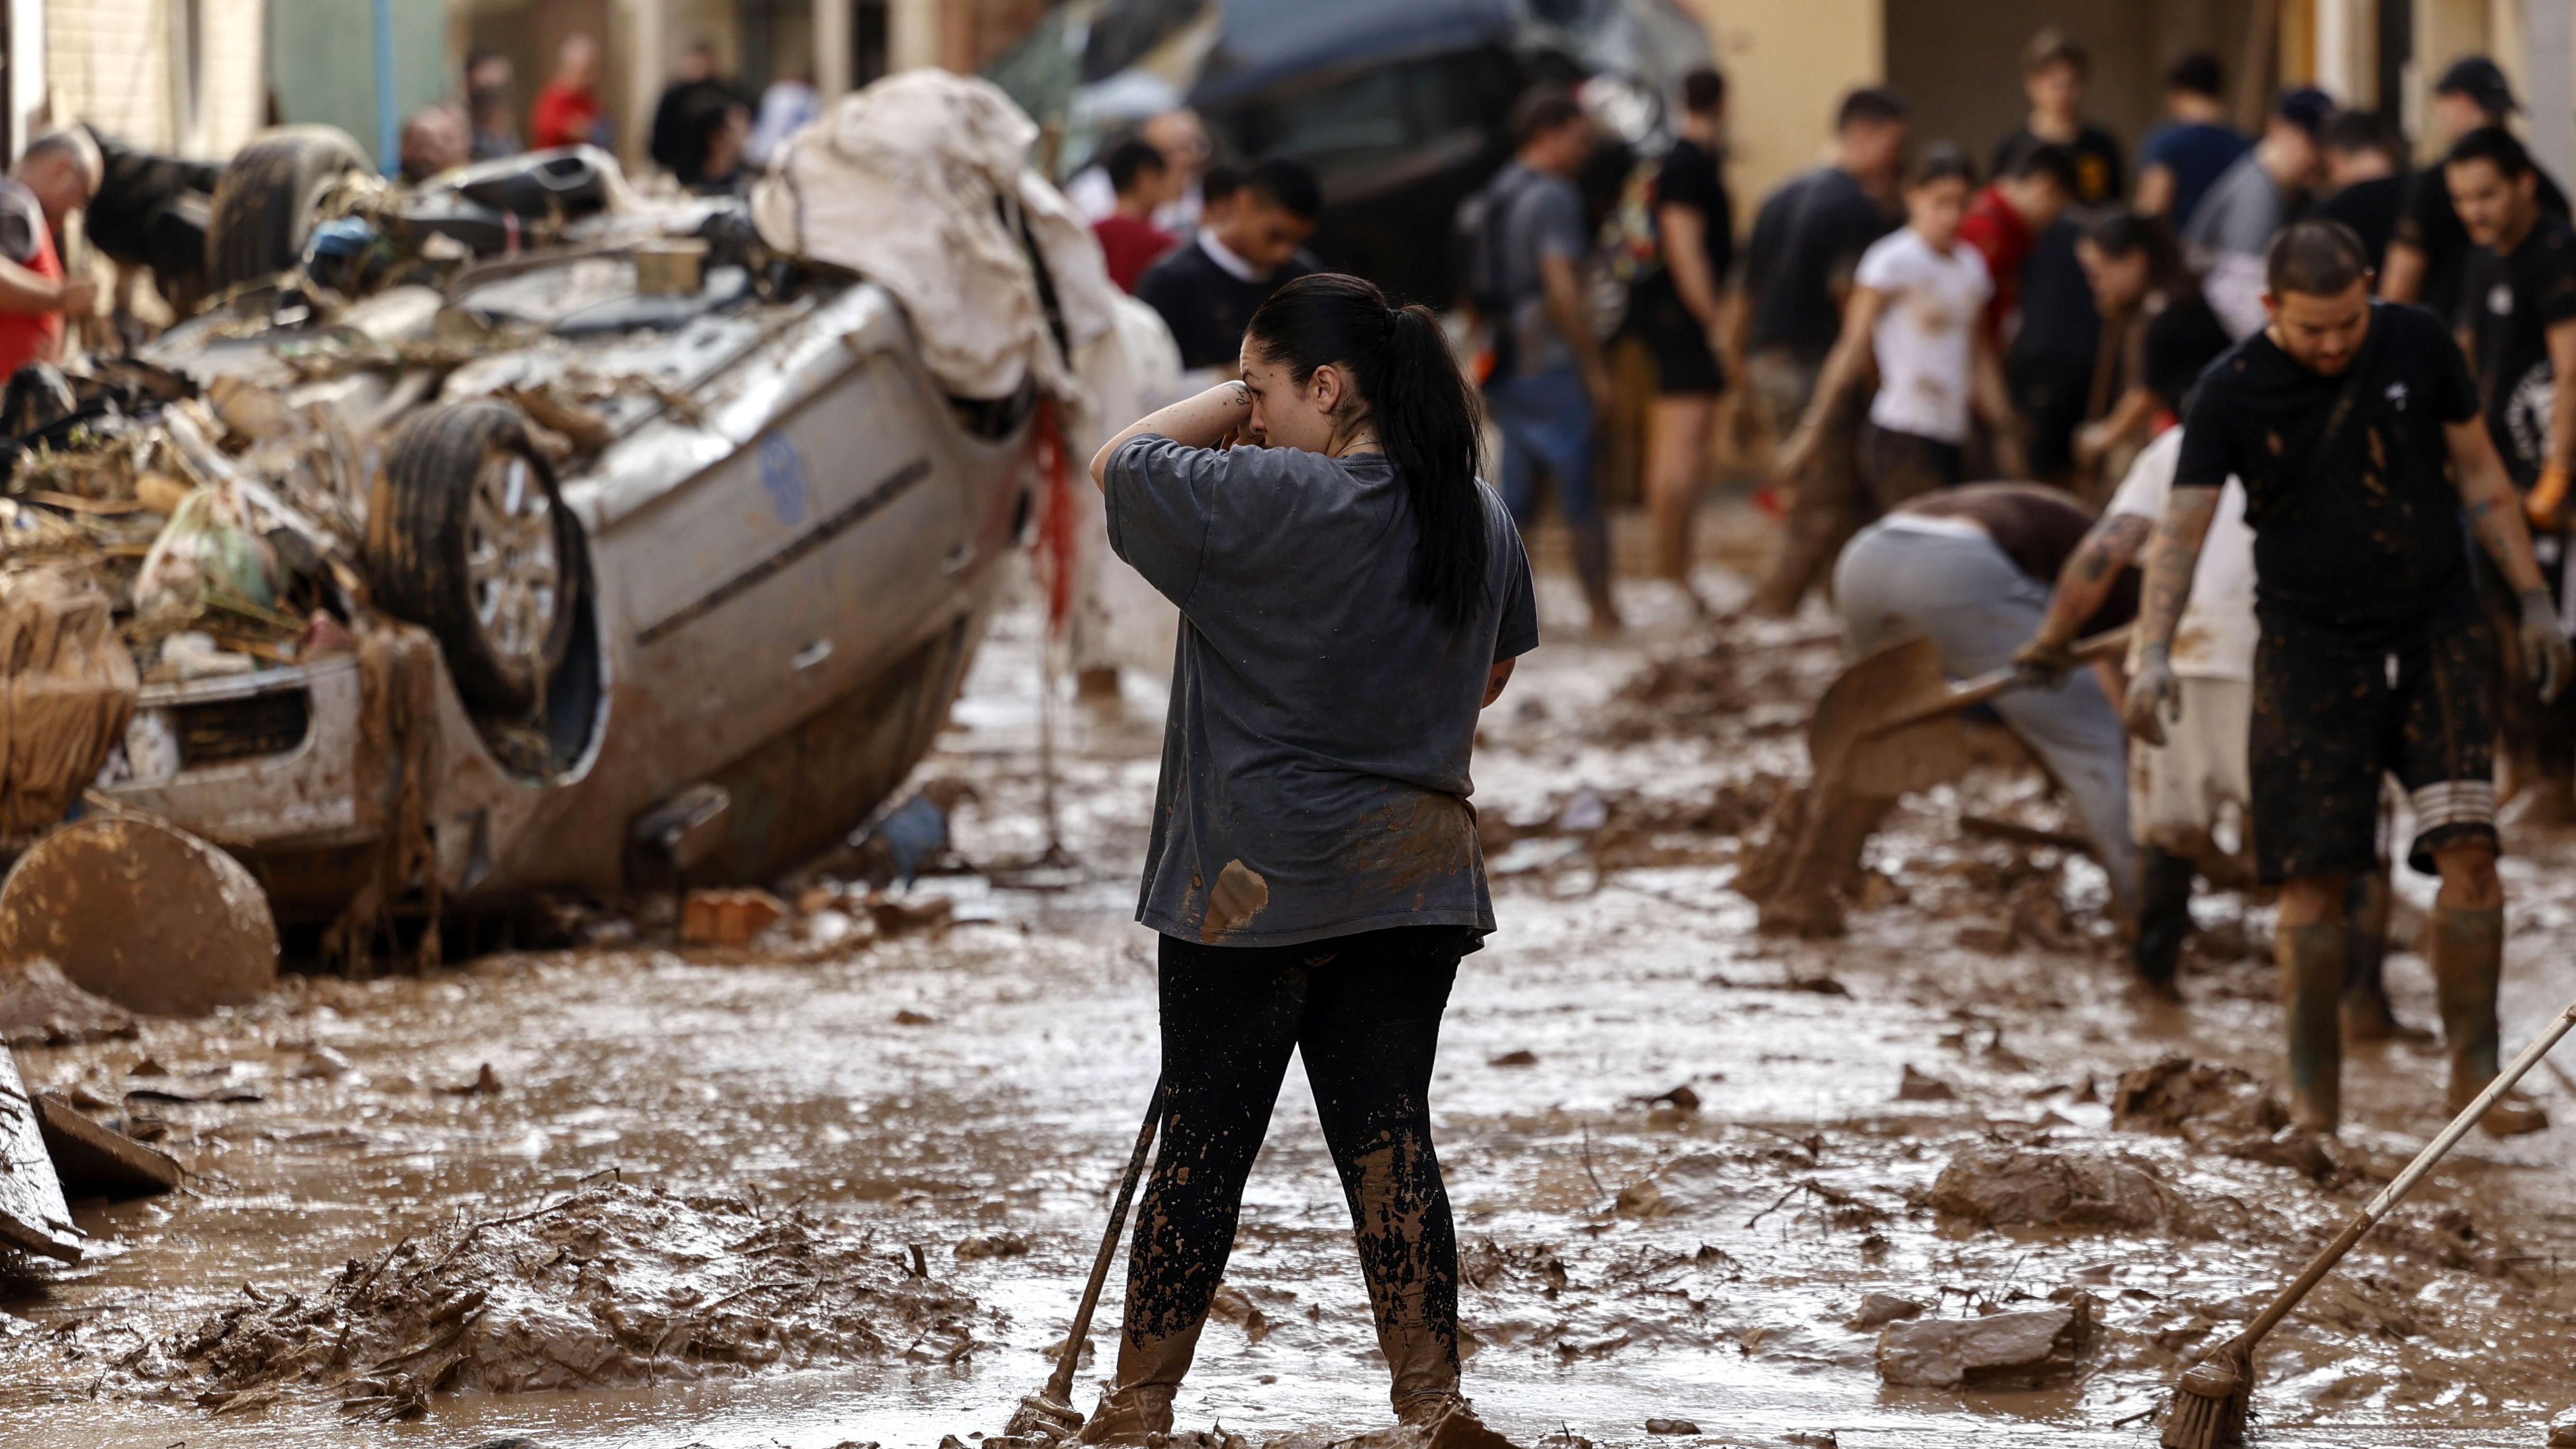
[294,1045,357,1081]
[0,958,137,1046]
[1896,1065,1958,1102]
[1614,1180,1672,1219]
[2112,1058,2286,1137]
[1875,1298,2094,1388]
[1641,1418,1699,1434]
[34,1093,182,1199]
[1927,1145,2200,1236]
[1849,1293,1925,1330]
[1489,1050,1538,1068]
[680,889,787,947]
[442,1063,503,1097]
[0,1042,83,1261]
[894,1009,936,1026]
[137,1179,976,1412]
[953,1234,1030,1260]
[868,894,956,938]
[2548,1416,2576,1448]
[1209,1283,1271,1344]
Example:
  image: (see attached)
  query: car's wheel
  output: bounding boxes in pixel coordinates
[367,402,582,717]
[204,125,367,291]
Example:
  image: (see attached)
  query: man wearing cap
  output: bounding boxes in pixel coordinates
[2181,88,2333,339]
[0,130,101,380]
[2385,57,2571,323]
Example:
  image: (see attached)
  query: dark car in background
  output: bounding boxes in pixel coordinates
[990,0,1709,305]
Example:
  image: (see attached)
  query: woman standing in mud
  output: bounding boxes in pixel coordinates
[1082,272,1536,1446]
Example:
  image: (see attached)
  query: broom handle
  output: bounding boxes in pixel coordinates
[1874,626,2133,735]
[1043,1077,1165,1403]
[2243,993,2576,1346]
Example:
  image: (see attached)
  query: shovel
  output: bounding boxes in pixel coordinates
[1003,1078,1165,1442]
[1752,627,2130,934]
[1806,626,2134,795]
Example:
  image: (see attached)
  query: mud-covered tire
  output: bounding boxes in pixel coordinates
[205,125,367,291]
[367,403,582,717]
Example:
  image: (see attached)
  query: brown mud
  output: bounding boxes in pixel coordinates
[2,506,2573,1447]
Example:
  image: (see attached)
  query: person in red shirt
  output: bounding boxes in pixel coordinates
[0,131,100,381]
[1089,138,1180,294]
[529,34,605,151]
[1958,143,2076,343]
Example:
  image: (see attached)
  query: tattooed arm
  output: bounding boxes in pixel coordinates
[2121,486,2222,745]
[2019,512,2153,679]
[2450,416,2572,698]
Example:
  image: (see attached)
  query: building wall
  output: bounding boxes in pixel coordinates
[1683,0,1882,218]
[264,0,443,167]
[47,0,264,158]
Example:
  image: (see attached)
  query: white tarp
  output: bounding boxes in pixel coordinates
[753,70,1122,402]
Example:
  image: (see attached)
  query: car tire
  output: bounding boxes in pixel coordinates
[204,125,368,291]
[367,402,583,717]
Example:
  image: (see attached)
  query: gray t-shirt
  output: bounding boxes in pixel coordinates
[1494,160,1589,377]
[2182,151,2291,257]
[1105,435,1540,947]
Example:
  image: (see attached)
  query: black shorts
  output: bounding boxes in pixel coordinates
[1630,285,1724,396]
[1859,424,1963,508]
[2249,609,2498,882]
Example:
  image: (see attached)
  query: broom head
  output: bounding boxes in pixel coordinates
[2161,1353,2250,1448]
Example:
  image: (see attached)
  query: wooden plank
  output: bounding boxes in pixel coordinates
[35,1094,182,1200]
[0,1049,83,1262]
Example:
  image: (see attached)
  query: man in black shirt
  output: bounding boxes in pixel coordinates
[2127,221,2567,1137]
[1136,159,1322,374]
[1634,67,1734,613]
[2312,111,2406,272]
[2450,126,2576,822]
[2384,56,2571,324]
[1737,87,1907,616]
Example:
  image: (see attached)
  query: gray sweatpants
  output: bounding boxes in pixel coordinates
[1833,519,2139,916]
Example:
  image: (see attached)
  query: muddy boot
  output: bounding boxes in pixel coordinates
[1077,1320,1204,1444]
[1570,523,1622,634]
[2339,871,2426,1043]
[2276,922,2345,1134]
[1378,1302,1513,1445]
[2131,847,2194,998]
[2426,905,2550,1137]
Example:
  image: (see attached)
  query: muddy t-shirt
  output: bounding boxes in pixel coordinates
[1105,436,1539,947]
[2461,212,2576,488]
[2175,302,2482,642]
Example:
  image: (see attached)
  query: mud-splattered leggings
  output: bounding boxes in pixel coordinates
[1123,926,1469,1374]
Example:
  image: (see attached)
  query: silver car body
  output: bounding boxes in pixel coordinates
[107,272,1030,920]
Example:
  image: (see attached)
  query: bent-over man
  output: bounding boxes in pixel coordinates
[2126,220,2570,1136]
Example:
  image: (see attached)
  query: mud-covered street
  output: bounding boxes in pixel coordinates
[1,517,2570,1448]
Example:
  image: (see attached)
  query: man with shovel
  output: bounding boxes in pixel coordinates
[1831,482,2141,920]
[2124,219,2569,1136]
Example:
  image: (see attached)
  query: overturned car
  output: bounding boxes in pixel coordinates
[10,74,1148,964]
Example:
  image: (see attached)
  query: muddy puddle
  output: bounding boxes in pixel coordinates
[5,506,2574,1448]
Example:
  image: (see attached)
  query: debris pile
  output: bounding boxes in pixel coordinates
[133,1178,977,1417]
[1875,1297,2095,1388]
[0,957,137,1046]
[1926,1144,2206,1236]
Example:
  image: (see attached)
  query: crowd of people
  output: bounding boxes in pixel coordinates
[400,34,816,199]
[1653,36,2572,1144]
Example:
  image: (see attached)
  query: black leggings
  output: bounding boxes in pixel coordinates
[1122,926,1467,1355]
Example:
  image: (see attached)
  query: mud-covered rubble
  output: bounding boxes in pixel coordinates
[125,1178,977,1418]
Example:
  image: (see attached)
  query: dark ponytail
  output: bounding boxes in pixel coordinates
[1245,272,1489,630]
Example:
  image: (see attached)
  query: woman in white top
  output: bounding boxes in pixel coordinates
[1779,146,2021,501]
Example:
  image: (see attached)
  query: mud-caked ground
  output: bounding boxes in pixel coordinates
[5,510,2574,1448]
